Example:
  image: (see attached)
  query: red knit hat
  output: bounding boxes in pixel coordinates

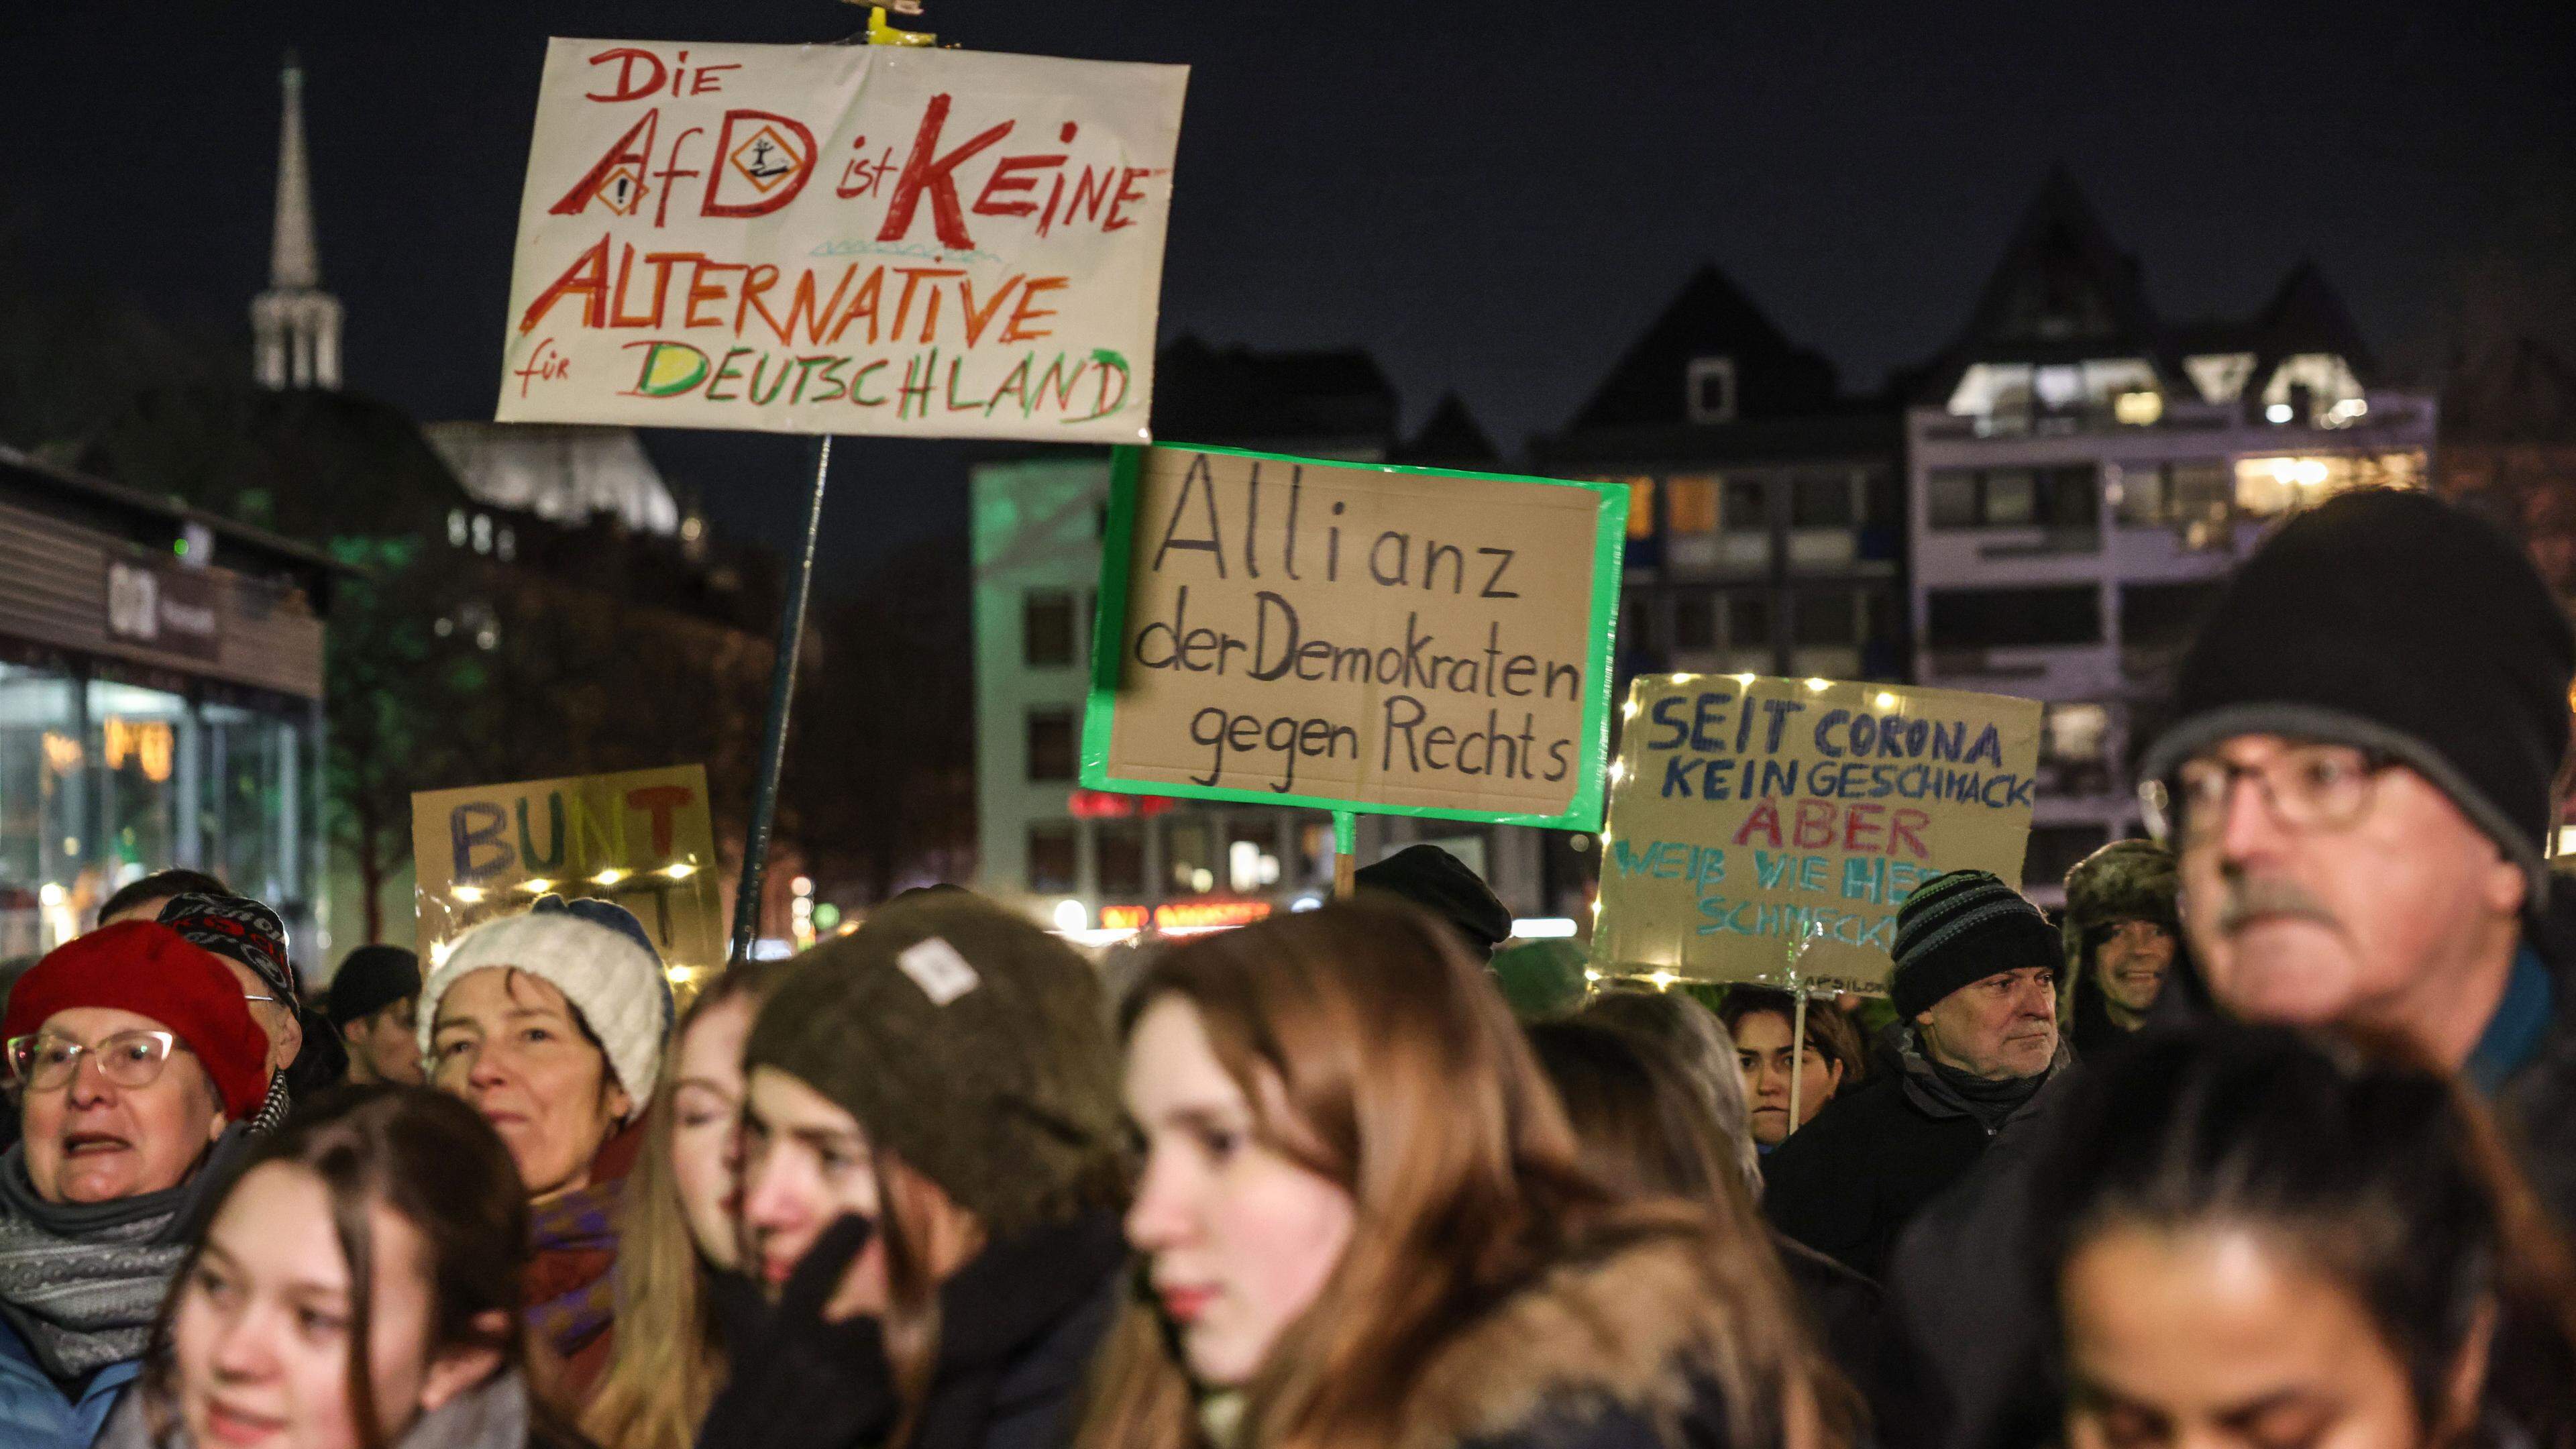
[3,921,272,1119]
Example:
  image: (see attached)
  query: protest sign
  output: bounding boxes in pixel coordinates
[1081,444,1627,828]
[498,40,1187,442]
[411,764,721,975]
[1589,676,2041,994]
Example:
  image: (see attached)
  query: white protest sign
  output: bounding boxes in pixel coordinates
[1591,675,2043,994]
[498,40,1187,442]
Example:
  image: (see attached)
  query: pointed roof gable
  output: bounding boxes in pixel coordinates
[1918,169,2175,400]
[1564,264,1837,431]
[1391,393,1501,468]
[2243,261,2377,386]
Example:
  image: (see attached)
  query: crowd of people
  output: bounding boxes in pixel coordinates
[0,485,2571,1449]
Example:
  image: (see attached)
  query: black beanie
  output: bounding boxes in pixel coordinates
[325,945,421,1028]
[2138,489,2574,899]
[1353,844,1513,959]
[1891,869,2060,1020]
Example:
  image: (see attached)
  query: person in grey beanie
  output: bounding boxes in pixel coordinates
[1760,869,2068,1282]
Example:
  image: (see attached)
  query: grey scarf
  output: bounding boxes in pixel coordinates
[0,1128,245,1379]
[97,1366,535,1449]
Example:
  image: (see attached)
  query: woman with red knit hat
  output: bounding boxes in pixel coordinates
[0,921,271,1449]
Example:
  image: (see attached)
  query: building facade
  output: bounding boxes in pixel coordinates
[1906,174,2436,898]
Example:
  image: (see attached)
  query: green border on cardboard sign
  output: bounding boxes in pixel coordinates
[1079,441,1629,831]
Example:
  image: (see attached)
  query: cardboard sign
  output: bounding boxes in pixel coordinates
[1081,445,1626,828]
[411,764,720,975]
[498,40,1187,442]
[1591,676,2041,994]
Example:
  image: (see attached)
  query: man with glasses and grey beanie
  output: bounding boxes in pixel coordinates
[1762,868,2070,1283]
[1877,487,2576,1449]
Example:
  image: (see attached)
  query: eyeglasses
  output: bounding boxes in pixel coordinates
[2139,744,2392,846]
[5,1030,193,1092]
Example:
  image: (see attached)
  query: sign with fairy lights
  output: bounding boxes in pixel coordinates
[411,763,720,979]
[1590,675,2041,996]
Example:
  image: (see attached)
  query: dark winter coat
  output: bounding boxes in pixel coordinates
[1760,1031,2063,1284]
[1416,1226,1761,1449]
[1878,883,2576,1449]
[1776,1234,1891,1431]
[698,1209,1126,1449]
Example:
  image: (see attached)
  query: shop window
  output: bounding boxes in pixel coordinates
[1024,590,1077,667]
[1165,818,1215,894]
[1226,816,1282,893]
[1721,478,1769,534]
[1026,709,1076,782]
[2233,453,2423,518]
[1927,586,2101,649]
[1791,472,1854,529]
[1026,824,1077,894]
[1096,820,1145,898]
[1666,476,1719,534]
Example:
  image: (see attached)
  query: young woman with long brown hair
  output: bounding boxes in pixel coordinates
[579,961,780,1449]
[1091,898,1855,1449]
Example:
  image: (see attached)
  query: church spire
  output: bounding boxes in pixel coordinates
[270,52,319,290]
[253,51,342,390]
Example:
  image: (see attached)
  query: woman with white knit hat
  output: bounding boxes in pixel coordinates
[419,896,674,1405]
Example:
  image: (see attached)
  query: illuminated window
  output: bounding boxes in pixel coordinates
[1164,818,1216,895]
[1667,475,1720,534]
[2043,702,2110,764]
[1619,477,1656,539]
[2231,453,2422,517]
[2185,353,2255,403]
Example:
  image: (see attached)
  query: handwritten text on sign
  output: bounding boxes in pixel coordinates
[411,764,721,973]
[1591,676,2041,994]
[498,40,1187,441]
[1088,447,1622,824]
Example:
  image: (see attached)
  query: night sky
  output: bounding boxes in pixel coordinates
[4,1,2570,580]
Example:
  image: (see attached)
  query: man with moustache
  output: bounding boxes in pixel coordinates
[1876,488,2576,1449]
[1762,869,2068,1282]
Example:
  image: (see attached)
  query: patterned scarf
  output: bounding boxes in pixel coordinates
[0,1131,242,1379]
[525,1171,622,1365]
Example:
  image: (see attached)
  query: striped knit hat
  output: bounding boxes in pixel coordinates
[1891,869,2061,1019]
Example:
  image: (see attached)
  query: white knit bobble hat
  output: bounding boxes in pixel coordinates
[417,910,670,1118]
